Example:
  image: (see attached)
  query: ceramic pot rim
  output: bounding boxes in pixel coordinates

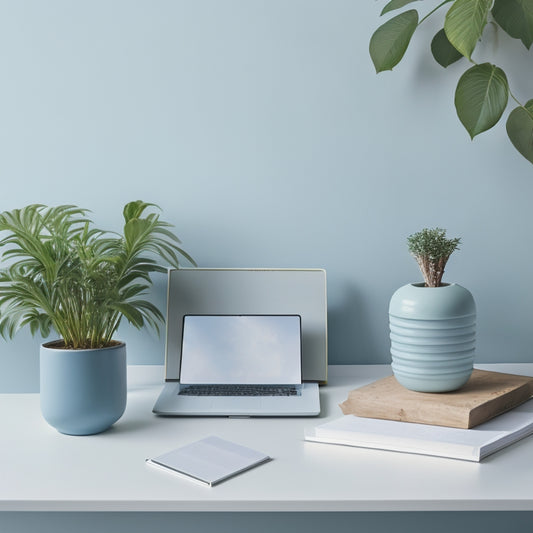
[41,340,125,352]
[410,282,454,288]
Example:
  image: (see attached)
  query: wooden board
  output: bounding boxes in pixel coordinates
[339,369,533,429]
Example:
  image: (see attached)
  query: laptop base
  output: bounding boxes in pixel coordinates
[153,382,320,417]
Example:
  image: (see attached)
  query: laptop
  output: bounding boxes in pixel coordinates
[153,314,320,416]
[163,268,328,384]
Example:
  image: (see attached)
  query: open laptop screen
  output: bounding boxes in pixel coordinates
[179,315,302,385]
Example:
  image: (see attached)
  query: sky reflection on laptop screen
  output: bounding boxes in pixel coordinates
[179,315,302,385]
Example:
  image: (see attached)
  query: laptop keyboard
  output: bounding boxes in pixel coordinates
[178,384,301,397]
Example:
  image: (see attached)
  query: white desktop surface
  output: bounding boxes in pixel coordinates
[1,364,533,513]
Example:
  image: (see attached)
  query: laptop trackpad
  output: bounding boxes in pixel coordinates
[176,396,215,409]
[214,397,262,411]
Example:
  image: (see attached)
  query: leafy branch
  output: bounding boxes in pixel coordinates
[369,0,533,165]
[0,201,196,349]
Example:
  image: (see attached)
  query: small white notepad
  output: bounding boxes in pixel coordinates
[146,436,272,486]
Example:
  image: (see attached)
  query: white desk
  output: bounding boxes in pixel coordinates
[1,364,533,513]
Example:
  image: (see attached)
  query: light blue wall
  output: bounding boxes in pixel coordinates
[1,0,533,392]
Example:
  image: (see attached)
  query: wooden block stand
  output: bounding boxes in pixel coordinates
[339,369,533,429]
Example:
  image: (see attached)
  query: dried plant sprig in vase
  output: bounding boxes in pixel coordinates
[390,227,474,393]
[407,228,461,288]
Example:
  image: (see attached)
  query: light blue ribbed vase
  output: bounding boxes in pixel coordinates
[389,283,476,393]
[40,341,127,435]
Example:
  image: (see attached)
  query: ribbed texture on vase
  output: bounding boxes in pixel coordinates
[389,314,475,393]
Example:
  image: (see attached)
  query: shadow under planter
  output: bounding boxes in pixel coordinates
[389,283,476,393]
[40,341,127,435]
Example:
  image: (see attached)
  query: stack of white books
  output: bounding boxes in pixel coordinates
[305,399,533,462]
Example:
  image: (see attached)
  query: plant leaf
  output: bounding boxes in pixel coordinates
[492,0,533,50]
[381,0,420,16]
[506,100,533,164]
[444,0,492,60]
[109,302,145,328]
[369,10,419,73]
[455,63,509,138]
[123,200,158,223]
[431,28,464,67]
[0,200,195,347]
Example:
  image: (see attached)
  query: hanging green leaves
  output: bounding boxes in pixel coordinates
[431,28,464,67]
[381,0,420,16]
[370,0,533,165]
[444,0,492,60]
[455,63,509,139]
[369,10,419,72]
[492,0,533,50]
[507,101,533,164]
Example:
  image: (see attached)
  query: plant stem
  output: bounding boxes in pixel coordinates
[508,87,523,108]
[416,255,449,287]
[418,0,454,26]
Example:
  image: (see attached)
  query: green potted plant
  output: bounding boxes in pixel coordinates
[389,228,476,392]
[369,0,533,165]
[0,201,195,435]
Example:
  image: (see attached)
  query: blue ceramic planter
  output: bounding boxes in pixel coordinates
[40,341,127,435]
[389,283,476,393]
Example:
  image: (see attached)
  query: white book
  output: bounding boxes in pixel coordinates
[305,399,533,462]
[146,436,271,486]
